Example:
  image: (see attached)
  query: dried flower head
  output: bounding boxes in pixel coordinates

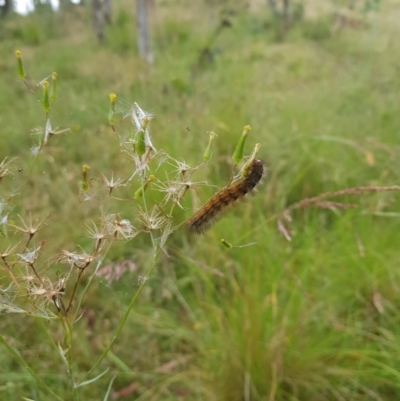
[10,214,50,246]
[137,206,168,231]
[17,242,45,266]
[58,250,95,270]
[101,173,126,195]
[114,218,136,240]
[0,157,16,181]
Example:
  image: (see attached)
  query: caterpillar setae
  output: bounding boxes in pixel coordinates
[187,159,265,234]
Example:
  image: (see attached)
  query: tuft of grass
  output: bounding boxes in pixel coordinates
[1,1,400,399]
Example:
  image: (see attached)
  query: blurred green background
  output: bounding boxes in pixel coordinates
[2,0,400,399]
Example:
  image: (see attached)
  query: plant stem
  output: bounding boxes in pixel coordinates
[60,315,79,400]
[0,332,63,401]
[72,240,114,323]
[10,153,39,216]
[79,244,161,383]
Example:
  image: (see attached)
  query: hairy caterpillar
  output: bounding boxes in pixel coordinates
[187,159,265,234]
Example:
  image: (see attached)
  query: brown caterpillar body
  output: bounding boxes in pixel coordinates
[187,159,264,234]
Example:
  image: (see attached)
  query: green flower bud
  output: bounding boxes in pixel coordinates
[240,143,262,178]
[108,93,117,125]
[15,50,26,80]
[42,81,50,113]
[203,131,216,162]
[232,125,251,166]
[221,238,233,249]
[135,115,151,157]
[80,165,90,193]
[140,115,150,131]
[136,130,146,157]
[134,175,154,199]
[50,72,57,102]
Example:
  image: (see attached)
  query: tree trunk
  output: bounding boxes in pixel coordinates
[136,0,153,64]
[103,0,112,25]
[92,0,104,42]
[0,0,13,17]
[282,0,290,27]
[266,0,279,16]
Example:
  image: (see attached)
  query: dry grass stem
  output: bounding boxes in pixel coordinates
[283,185,400,220]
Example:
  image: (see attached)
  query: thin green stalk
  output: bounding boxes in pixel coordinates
[37,317,60,355]
[72,240,114,324]
[60,316,79,400]
[106,350,132,372]
[78,168,162,384]
[79,244,161,383]
[0,332,63,401]
[133,371,188,401]
[10,153,39,216]
[140,176,156,249]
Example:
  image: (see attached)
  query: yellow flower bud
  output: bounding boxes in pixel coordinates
[221,239,233,248]
[80,165,90,193]
[108,93,117,124]
[50,72,57,102]
[15,50,26,80]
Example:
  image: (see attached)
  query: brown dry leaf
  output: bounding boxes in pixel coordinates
[315,202,358,210]
[355,233,365,258]
[187,257,224,277]
[154,355,191,373]
[113,381,139,399]
[372,292,384,315]
[277,219,291,242]
[365,150,375,167]
[283,209,292,222]
[96,260,137,284]
[263,293,271,309]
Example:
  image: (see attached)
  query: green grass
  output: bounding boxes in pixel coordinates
[2,1,400,400]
